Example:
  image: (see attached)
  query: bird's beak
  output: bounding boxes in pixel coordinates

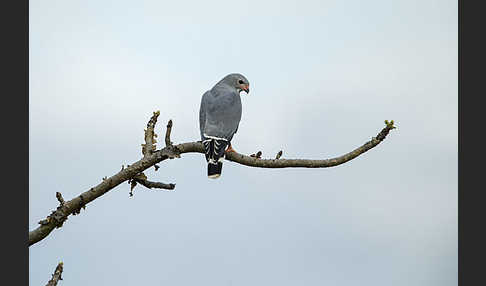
[243,84,250,94]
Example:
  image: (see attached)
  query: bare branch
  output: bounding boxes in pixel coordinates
[175,120,396,168]
[165,119,173,146]
[45,262,63,286]
[29,112,396,246]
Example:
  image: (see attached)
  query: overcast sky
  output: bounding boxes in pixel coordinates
[29,0,457,285]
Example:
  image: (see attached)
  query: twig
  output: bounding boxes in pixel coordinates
[55,192,65,206]
[45,262,63,286]
[142,111,160,156]
[29,113,396,246]
[165,120,173,146]
[134,178,175,190]
[128,172,175,196]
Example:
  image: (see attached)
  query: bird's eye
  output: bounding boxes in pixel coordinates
[238,80,244,84]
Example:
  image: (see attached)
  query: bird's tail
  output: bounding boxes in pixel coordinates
[208,161,223,179]
[203,138,228,179]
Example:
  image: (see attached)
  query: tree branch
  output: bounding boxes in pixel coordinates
[223,121,396,168]
[29,113,396,246]
[175,120,396,168]
[45,262,63,286]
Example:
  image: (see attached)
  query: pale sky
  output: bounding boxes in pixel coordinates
[29,0,457,285]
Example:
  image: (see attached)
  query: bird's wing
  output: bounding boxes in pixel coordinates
[203,87,242,141]
[199,91,211,140]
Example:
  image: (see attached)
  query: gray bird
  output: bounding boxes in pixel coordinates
[199,73,250,179]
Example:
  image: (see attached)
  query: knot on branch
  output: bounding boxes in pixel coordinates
[128,172,147,196]
[72,194,86,216]
[250,151,262,159]
[161,144,181,160]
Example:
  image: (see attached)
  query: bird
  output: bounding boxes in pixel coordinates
[199,73,250,179]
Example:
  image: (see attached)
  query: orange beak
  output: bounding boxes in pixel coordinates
[241,84,250,94]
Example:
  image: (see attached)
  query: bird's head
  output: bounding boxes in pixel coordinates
[221,73,250,94]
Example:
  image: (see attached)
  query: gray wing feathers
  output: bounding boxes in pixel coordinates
[199,87,242,141]
[199,91,210,139]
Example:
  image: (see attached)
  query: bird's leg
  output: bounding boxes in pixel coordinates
[226,143,236,153]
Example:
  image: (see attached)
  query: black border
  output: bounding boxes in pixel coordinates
[2,0,28,284]
[459,0,484,285]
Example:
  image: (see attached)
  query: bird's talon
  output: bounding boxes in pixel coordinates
[226,145,236,153]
